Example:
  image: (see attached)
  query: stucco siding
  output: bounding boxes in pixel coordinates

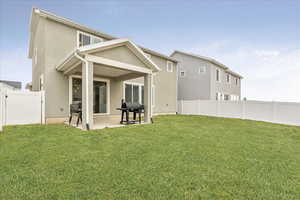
[172,52,241,101]
[127,54,177,114]
[92,46,149,70]
[172,53,211,100]
[33,16,177,119]
[44,19,77,118]
[32,17,46,91]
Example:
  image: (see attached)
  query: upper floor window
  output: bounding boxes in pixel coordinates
[167,61,173,72]
[199,66,206,74]
[235,78,238,85]
[226,74,230,83]
[78,31,104,47]
[216,69,220,82]
[180,71,185,77]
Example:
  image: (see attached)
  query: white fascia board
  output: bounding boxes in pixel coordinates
[79,38,160,72]
[85,54,152,74]
[78,38,128,53]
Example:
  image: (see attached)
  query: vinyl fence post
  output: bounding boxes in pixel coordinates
[41,91,45,124]
[242,100,246,119]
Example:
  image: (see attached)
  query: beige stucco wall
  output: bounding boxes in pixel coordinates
[32,17,46,91]
[43,19,78,118]
[127,54,177,114]
[32,17,177,121]
[92,46,149,69]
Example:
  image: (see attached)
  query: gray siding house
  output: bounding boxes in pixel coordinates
[28,7,178,130]
[171,50,242,101]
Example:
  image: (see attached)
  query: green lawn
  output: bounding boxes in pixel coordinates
[0,115,300,200]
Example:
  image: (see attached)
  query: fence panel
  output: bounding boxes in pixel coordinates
[1,90,45,126]
[178,100,300,126]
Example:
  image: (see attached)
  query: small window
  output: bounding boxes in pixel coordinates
[124,83,144,104]
[199,66,206,74]
[226,74,230,83]
[78,31,103,47]
[224,94,230,101]
[180,71,185,77]
[34,48,38,65]
[167,61,173,72]
[235,78,238,85]
[216,69,220,82]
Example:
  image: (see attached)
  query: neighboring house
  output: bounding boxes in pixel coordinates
[28,7,178,130]
[0,80,22,91]
[171,50,242,101]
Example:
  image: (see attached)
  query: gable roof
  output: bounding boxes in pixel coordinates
[78,38,161,72]
[56,38,161,73]
[0,80,22,89]
[28,7,177,62]
[171,50,243,78]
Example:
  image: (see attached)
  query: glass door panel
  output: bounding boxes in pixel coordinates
[93,81,107,114]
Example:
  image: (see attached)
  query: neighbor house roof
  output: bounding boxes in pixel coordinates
[171,50,243,78]
[28,7,177,62]
[0,80,22,89]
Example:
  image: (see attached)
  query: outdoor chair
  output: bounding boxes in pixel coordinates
[69,102,82,126]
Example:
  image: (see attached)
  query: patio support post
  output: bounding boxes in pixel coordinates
[82,61,94,130]
[144,73,152,123]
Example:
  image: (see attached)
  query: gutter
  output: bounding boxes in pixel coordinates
[74,52,90,130]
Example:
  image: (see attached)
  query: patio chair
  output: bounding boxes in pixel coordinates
[69,102,82,126]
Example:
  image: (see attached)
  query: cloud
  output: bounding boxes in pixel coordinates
[183,41,300,102]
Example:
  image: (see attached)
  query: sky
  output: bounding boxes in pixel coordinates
[0,0,299,102]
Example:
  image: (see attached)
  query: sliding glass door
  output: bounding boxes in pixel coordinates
[71,77,109,114]
[93,81,107,114]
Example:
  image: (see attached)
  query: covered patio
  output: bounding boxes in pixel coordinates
[56,38,160,130]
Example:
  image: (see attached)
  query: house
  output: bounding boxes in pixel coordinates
[0,80,22,91]
[28,7,178,130]
[171,50,242,101]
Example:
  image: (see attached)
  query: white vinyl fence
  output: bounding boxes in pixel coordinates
[178,100,300,126]
[0,89,45,131]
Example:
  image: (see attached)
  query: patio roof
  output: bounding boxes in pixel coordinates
[56,38,160,78]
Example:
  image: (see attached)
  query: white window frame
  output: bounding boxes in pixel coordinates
[179,71,186,77]
[226,74,231,84]
[216,69,221,82]
[235,78,239,85]
[123,82,155,107]
[69,75,111,115]
[77,31,104,48]
[166,61,173,72]
[34,47,38,65]
[123,82,144,104]
[199,66,206,74]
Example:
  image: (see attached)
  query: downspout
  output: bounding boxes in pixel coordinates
[74,52,90,130]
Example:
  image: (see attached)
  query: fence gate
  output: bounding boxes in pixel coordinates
[0,90,45,129]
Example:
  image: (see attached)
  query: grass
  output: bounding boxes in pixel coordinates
[0,115,300,200]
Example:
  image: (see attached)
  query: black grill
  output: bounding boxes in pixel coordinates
[117,99,144,124]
